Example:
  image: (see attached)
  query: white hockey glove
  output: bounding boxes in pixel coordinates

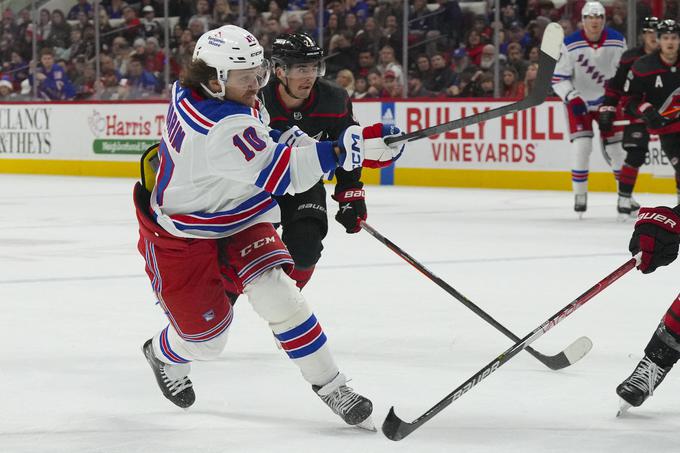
[337,123,405,171]
[278,125,316,148]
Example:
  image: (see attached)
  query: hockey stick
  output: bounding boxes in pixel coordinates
[382,255,640,441]
[384,22,563,146]
[612,107,680,127]
[360,221,592,370]
[612,119,642,127]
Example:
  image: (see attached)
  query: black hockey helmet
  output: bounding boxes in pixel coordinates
[657,19,680,36]
[641,16,659,32]
[272,33,326,77]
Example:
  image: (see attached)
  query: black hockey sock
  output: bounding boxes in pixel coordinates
[644,324,680,369]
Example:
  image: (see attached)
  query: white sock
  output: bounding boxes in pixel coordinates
[572,137,591,196]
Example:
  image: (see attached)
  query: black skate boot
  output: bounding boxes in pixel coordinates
[313,373,375,430]
[616,355,671,414]
[142,339,195,409]
[574,194,587,219]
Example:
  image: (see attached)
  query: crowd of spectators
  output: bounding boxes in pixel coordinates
[0,0,672,101]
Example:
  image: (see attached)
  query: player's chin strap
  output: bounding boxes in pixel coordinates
[279,77,308,100]
[200,80,226,100]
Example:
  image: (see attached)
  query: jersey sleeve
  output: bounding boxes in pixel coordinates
[622,64,646,117]
[604,55,632,106]
[207,115,338,196]
[551,42,576,102]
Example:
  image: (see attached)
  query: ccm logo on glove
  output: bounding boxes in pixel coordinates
[350,133,362,166]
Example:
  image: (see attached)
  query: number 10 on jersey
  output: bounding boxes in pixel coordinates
[233,126,266,161]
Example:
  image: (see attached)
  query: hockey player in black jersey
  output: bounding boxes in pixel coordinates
[617,200,680,414]
[261,33,366,289]
[616,20,680,414]
[623,19,680,206]
[600,17,659,215]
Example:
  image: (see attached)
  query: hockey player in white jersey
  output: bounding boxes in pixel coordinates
[552,1,627,216]
[134,25,405,429]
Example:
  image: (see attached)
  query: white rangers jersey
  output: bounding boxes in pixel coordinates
[552,28,626,110]
[150,81,338,239]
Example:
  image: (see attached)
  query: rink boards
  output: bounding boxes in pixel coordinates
[0,99,675,193]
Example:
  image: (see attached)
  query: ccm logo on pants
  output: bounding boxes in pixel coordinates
[240,236,276,257]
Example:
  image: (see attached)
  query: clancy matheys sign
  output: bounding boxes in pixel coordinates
[0,106,52,154]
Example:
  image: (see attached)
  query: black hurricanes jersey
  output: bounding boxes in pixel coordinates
[624,51,680,118]
[261,77,361,184]
[604,46,647,106]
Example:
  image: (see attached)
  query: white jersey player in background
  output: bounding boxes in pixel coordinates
[134,24,404,430]
[552,1,627,216]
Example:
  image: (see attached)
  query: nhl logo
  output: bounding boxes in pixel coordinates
[293,111,302,120]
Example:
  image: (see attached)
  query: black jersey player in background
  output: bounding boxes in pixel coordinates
[599,17,659,215]
[616,20,680,414]
[261,33,366,289]
[623,20,680,206]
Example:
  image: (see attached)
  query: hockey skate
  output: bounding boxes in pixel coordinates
[616,355,671,416]
[617,195,635,221]
[574,194,587,219]
[630,197,640,212]
[142,339,195,409]
[313,373,375,431]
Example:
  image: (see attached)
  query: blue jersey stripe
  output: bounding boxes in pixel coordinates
[255,143,288,190]
[173,201,277,232]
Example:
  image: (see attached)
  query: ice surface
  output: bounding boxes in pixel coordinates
[2,175,679,452]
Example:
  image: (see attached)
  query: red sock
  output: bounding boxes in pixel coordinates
[618,164,639,196]
[663,293,680,338]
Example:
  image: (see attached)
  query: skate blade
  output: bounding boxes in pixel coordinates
[617,213,631,222]
[355,416,377,432]
[577,212,585,220]
[616,400,632,417]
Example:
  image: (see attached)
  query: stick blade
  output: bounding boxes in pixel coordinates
[539,336,593,370]
[540,22,564,60]
[382,406,416,441]
[563,335,593,364]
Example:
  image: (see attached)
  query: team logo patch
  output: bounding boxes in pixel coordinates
[293,112,302,120]
[203,309,215,322]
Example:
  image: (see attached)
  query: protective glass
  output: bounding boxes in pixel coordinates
[225,59,271,90]
[281,61,326,79]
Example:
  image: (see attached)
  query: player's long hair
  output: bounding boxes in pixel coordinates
[180,59,216,92]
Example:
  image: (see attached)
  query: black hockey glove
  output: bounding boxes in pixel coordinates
[641,105,669,131]
[597,105,616,132]
[332,182,367,234]
[629,206,680,274]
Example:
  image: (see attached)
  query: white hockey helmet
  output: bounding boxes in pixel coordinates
[192,25,270,99]
[581,1,605,19]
